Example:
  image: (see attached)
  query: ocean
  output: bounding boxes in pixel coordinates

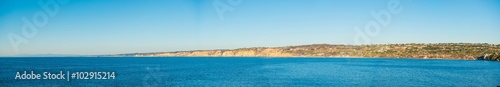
[0,57,499,86]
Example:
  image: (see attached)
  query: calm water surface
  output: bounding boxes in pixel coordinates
[0,57,499,86]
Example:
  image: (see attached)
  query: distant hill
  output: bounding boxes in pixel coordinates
[113,43,500,61]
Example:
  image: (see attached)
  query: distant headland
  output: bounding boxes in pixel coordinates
[108,43,500,61]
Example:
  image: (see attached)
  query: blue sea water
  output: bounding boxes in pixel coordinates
[0,57,499,86]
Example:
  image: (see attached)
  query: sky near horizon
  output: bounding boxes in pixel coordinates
[0,0,499,56]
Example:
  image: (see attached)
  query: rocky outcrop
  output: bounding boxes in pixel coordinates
[476,53,500,61]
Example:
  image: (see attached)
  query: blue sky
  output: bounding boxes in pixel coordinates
[0,0,499,56]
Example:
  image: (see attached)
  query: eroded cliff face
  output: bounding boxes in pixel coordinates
[121,43,500,60]
[135,48,295,57]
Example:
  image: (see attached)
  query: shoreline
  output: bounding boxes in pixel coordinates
[132,56,475,60]
[0,56,475,60]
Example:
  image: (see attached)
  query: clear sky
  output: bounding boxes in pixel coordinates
[0,0,499,56]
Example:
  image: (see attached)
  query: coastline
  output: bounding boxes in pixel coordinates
[0,56,486,61]
[113,43,499,61]
[110,55,476,61]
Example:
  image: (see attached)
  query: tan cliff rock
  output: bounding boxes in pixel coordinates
[138,48,295,57]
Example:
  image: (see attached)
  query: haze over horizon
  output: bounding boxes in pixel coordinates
[1,0,500,56]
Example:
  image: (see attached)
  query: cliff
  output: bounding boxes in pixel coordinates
[114,43,500,60]
[476,53,500,61]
